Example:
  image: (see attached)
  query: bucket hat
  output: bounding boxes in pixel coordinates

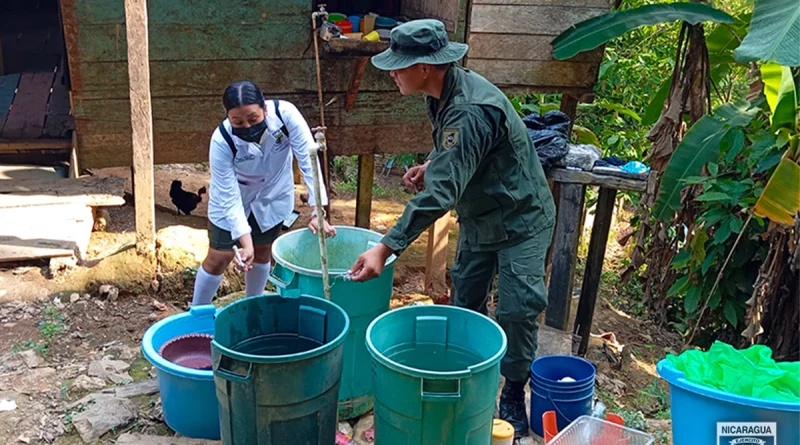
[371,19,469,71]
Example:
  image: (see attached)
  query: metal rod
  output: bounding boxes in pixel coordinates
[310,127,331,300]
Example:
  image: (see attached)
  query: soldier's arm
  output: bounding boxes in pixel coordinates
[381,106,495,253]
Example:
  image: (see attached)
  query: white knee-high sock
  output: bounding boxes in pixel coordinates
[245,262,271,297]
[192,266,224,306]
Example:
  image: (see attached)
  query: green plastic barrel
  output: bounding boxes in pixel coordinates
[366,305,507,445]
[211,294,349,445]
[270,226,396,419]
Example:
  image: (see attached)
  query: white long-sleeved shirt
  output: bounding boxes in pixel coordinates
[207,99,328,240]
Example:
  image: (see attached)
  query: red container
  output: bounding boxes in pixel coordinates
[335,20,353,34]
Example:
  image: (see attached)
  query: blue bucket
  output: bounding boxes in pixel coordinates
[658,359,800,445]
[529,355,596,436]
[141,305,220,439]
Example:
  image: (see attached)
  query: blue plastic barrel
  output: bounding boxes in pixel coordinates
[529,355,596,436]
[658,359,800,445]
[141,305,220,439]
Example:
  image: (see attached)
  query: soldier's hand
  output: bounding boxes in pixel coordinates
[348,243,393,282]
[403,161,430,193]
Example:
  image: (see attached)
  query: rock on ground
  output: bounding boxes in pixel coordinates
[98,284,119,301]
[17,350,43,369]
[72,398,137,443]
[114,379,159,398]
[88,358,131,385]
[13,367,57,394]
[70,375,107,392]
[67,378,159,410]
[117,433,220,444]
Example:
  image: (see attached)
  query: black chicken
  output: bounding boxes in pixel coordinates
[169,180,206,216]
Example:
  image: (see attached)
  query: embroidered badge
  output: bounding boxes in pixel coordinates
[442,128,459,150]
[272,130,285,144]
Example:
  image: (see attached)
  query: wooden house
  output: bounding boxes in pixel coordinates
[48,0,609,169]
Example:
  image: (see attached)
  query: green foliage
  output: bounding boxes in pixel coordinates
[666,106,783,342]
[761,63,798,131]
[552,3,734,60]
[632,378,671,418]
[40,305,66,340]
[733,0,800,66]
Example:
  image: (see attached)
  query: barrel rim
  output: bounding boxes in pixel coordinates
[366,305,508,379]
[657,359,800,412]
[530,354,597,385]
[211,294,351,364]
[141,307,216,381]
[272,226,398,278]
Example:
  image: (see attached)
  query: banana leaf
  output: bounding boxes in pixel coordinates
[643,77,673,126]
[573,125,601,147]
[653,116,730,221]
[706,12,752,64]
[653,102,760,221]
[733,0,800,66]
[582,102,642,122]
[760,63,798,132]
[552,3,734,60]
[754,156,800,226]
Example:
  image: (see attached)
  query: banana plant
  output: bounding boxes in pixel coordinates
[551,2,734,60]
[733,0,800,67]
[652,65,799,225]
[753,64,800,226]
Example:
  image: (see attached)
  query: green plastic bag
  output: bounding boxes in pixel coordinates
[666,341,800,402]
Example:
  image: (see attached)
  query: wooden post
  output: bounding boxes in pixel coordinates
[68,131,80,178]
[355,154,374,229]
[425,214,450,297]
[560,94,579,135]
[573,187,617,355]
[346,57,370,111]
[545,182,585,330]
[124,0,156,257]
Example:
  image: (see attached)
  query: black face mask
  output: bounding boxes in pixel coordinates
[232,120,267,143]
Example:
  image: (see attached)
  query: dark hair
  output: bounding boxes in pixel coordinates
[222,81,265,112]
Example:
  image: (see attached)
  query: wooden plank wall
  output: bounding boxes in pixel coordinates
[61,0,459,168]
[466,0,609,93]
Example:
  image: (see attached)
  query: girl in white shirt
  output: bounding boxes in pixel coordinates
[192,81,336,305]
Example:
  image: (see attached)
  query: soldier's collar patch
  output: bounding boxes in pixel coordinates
[442,128,459,150]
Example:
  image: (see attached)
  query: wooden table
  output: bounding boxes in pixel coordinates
[544,168,648,355]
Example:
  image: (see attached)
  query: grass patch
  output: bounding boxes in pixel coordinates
[632,378,670,419]
[40,305,67,339]
[13,304,67,355]
[129,354,153,382]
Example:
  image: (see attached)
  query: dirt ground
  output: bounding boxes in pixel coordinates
[0,163,676,444]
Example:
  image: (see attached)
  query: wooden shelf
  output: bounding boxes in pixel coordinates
[547,167,647,192]
[325,38,389,56]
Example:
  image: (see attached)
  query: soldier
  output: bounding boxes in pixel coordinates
[348,19,556,437]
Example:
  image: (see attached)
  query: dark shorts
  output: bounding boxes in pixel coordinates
[208,213,283,251]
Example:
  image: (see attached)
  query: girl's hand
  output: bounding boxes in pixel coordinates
[236,234,255,271]
[309,214,337,237]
